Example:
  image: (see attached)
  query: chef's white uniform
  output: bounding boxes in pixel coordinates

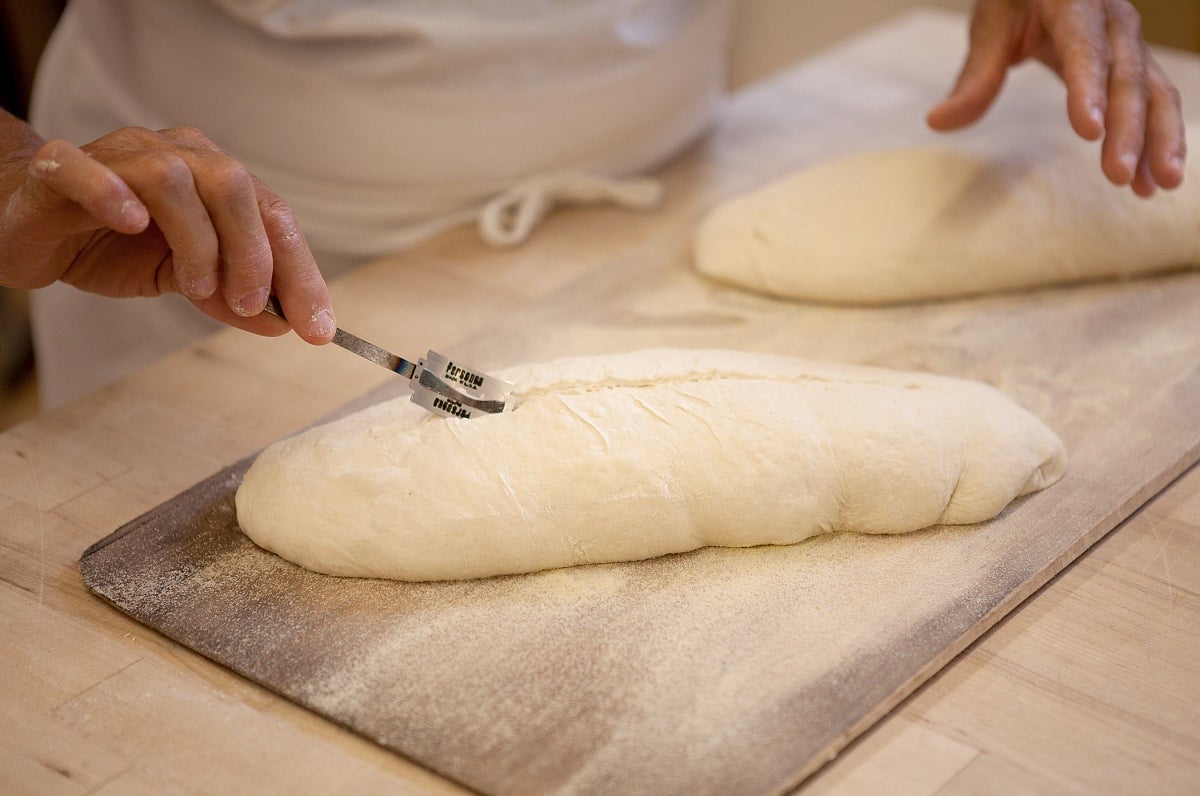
[29,0,733,407]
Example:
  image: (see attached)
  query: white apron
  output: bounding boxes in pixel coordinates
[29,0,733,407]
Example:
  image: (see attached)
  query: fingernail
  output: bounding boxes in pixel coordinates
[308,307,336,338]
[1120,153,1139,181]
[234,287,269,317]
[1170,154,1185,174]
[187,272,219,299]
[120,198,148,227]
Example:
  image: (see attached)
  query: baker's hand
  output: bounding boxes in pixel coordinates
[927,0,1186,196]
[0,113,336,342]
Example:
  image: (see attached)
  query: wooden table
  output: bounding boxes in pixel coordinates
[3,10,1198,794]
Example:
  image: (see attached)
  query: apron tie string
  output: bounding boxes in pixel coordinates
[478,170,663,247]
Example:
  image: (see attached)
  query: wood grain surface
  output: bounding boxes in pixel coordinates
[3,10,1199,795]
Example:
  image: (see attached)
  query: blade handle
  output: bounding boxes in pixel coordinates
[262,296,417,378]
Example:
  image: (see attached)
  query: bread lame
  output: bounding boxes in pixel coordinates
[262,296,515,419]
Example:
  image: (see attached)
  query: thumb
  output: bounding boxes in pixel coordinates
[927,1,1021,131]
[0,140,148,289]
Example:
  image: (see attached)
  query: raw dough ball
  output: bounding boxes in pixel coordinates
[694,133,1200,303]
[236,349,1066,581]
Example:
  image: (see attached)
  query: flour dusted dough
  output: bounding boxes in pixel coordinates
[694,131,1200,303]
[235,349,1066,581]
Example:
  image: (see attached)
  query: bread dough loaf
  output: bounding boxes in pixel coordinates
[235,349,1066,581]
[694,132,1200,304]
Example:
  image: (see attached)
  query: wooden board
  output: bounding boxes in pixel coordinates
[78,12,1200,795]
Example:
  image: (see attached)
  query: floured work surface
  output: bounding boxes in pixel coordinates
[81,12,1200,796]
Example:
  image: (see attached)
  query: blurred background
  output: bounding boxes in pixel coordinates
[1,0,1196,430]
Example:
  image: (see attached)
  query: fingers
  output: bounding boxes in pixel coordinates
[88,127,272,308]
[175,176,333,343]
[926,0,1019,131]
[22,138,150,236]
[1096,1,1148,185]
[0,138,141,288]
[4,117,333,337]
[121,145,223,300]
[81,126,334,339]
[0,139,149,290]
[1043,0,1111,142]
[1141,56,1187,191]
[935,0,1187,196]
[1036,0,1187,194]
[1080,1,1185,194]
[199,159,273,315]
[1121,51,1186,196]
[255,181,336,345]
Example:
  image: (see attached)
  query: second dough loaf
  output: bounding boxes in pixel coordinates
[694,133,1200,303]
